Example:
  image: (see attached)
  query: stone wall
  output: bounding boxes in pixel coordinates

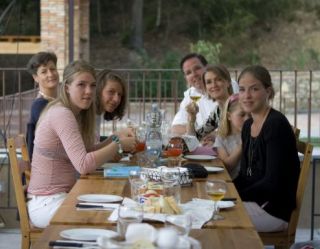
[40,0,90,70]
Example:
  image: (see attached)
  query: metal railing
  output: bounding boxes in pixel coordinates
[0,68,320,211]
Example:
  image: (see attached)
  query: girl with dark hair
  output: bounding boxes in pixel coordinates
[234,65,300,232]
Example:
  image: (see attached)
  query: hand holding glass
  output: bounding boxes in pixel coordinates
[189,87,202,103]
[205,180,227,221]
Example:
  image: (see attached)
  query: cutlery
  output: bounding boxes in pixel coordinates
[75,204,115,209]
[221,197,237,202]
[49,240,98,248]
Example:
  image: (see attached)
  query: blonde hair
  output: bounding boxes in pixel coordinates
[218,94,240,138]
[40,60,97,149]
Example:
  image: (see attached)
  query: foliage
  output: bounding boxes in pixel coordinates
[190,40,221,64]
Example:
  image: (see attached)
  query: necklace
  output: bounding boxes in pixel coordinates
[247,136,256,176]
[38,91,55,101]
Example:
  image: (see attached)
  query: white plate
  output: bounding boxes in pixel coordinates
[184,155,216,161]
[60,228,118,241]
[77,194,123,203]
[204,166,224,173]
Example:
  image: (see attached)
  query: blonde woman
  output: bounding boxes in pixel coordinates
[186,64,233,143]
[214,94,248,179]
[27,61,136,228]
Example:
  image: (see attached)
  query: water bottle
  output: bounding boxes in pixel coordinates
[145,103,162,167]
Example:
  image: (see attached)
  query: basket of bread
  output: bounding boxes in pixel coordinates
[138,182,182,215]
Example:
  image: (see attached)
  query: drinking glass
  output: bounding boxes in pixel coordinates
[117,203,143,237]
[135,126,146,152]
[189,87,202,103]
[161,167,181,204]
[205,179,227,221]
[165,140,183,167]
[165,214,192,237]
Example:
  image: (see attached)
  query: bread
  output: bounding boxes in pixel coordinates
[165,196,182,214]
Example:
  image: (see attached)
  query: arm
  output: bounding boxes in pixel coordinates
[26,98,49,159]
[185,102,198,136]
[217,144,242,172]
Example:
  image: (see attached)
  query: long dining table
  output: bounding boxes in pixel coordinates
[32,156,264,249]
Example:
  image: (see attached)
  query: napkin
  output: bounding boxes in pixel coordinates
[181,199,235,228]
[181,135,199,152]
[104,166,140,178]
[125,223,158,243]
[76,202,119,211]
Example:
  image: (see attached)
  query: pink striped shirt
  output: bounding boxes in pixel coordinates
[28,105,96,195]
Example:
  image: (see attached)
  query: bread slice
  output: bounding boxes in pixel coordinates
[165,196,182,214]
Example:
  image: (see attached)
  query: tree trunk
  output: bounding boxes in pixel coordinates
[130,0,144,50]
[155,0,161,28]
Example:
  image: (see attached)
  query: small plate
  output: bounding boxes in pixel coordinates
[77,194,123,203]
[184,155,216,161]
[60,228,117,241]
[204,166,224,173]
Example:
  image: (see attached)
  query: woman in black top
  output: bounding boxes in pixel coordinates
[234,65,300,232]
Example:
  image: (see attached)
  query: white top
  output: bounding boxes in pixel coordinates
[171,87,217,129]
[213,133,241,180]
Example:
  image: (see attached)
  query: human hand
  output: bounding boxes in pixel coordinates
[186,102,199,114]
[120,137,137,153]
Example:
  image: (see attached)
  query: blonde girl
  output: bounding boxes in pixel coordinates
[214,94,248,179]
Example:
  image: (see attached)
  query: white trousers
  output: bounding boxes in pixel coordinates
[27,192,67,228]
[244,202,288,232]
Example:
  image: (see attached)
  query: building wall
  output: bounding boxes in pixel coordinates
[40,0,89,70]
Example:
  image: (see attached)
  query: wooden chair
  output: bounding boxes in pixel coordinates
[291,126,300,140]
[259,140,313,249]
[7,135,42,249]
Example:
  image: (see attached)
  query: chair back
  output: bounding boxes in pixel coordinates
[7,135,41,249]
[259,139,313,249]
[287,140,313,237]
[291,126,300,140]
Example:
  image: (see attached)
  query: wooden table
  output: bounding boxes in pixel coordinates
[82,158,232,182]
[50,179,127,226]
[50,178,253,229]
[32,225,264,249]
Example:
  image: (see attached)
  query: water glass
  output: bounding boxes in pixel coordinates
[161,167,181,204]
[117,203,143,237]
[165,214,192,237]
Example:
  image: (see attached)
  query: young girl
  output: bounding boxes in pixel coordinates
[214,94,248,180]
[27,61,136,228]
[234,65,300,232]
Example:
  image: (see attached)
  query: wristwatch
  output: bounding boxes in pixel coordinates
[111,135,123,154]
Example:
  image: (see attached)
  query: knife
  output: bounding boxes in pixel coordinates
[76,204,112,209]
[221,197,237,202]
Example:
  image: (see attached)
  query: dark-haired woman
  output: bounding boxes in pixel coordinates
[26,51,59,159]
[234,65,300,232]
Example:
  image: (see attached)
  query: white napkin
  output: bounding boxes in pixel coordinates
[181,135,199,152]
[181,199,235,228]
[126,223,158,243]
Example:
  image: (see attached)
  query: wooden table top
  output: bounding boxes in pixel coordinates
[50,178,253,229]
[50,179,127,226]
[82,158,232,182]
[32,225,264,249]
